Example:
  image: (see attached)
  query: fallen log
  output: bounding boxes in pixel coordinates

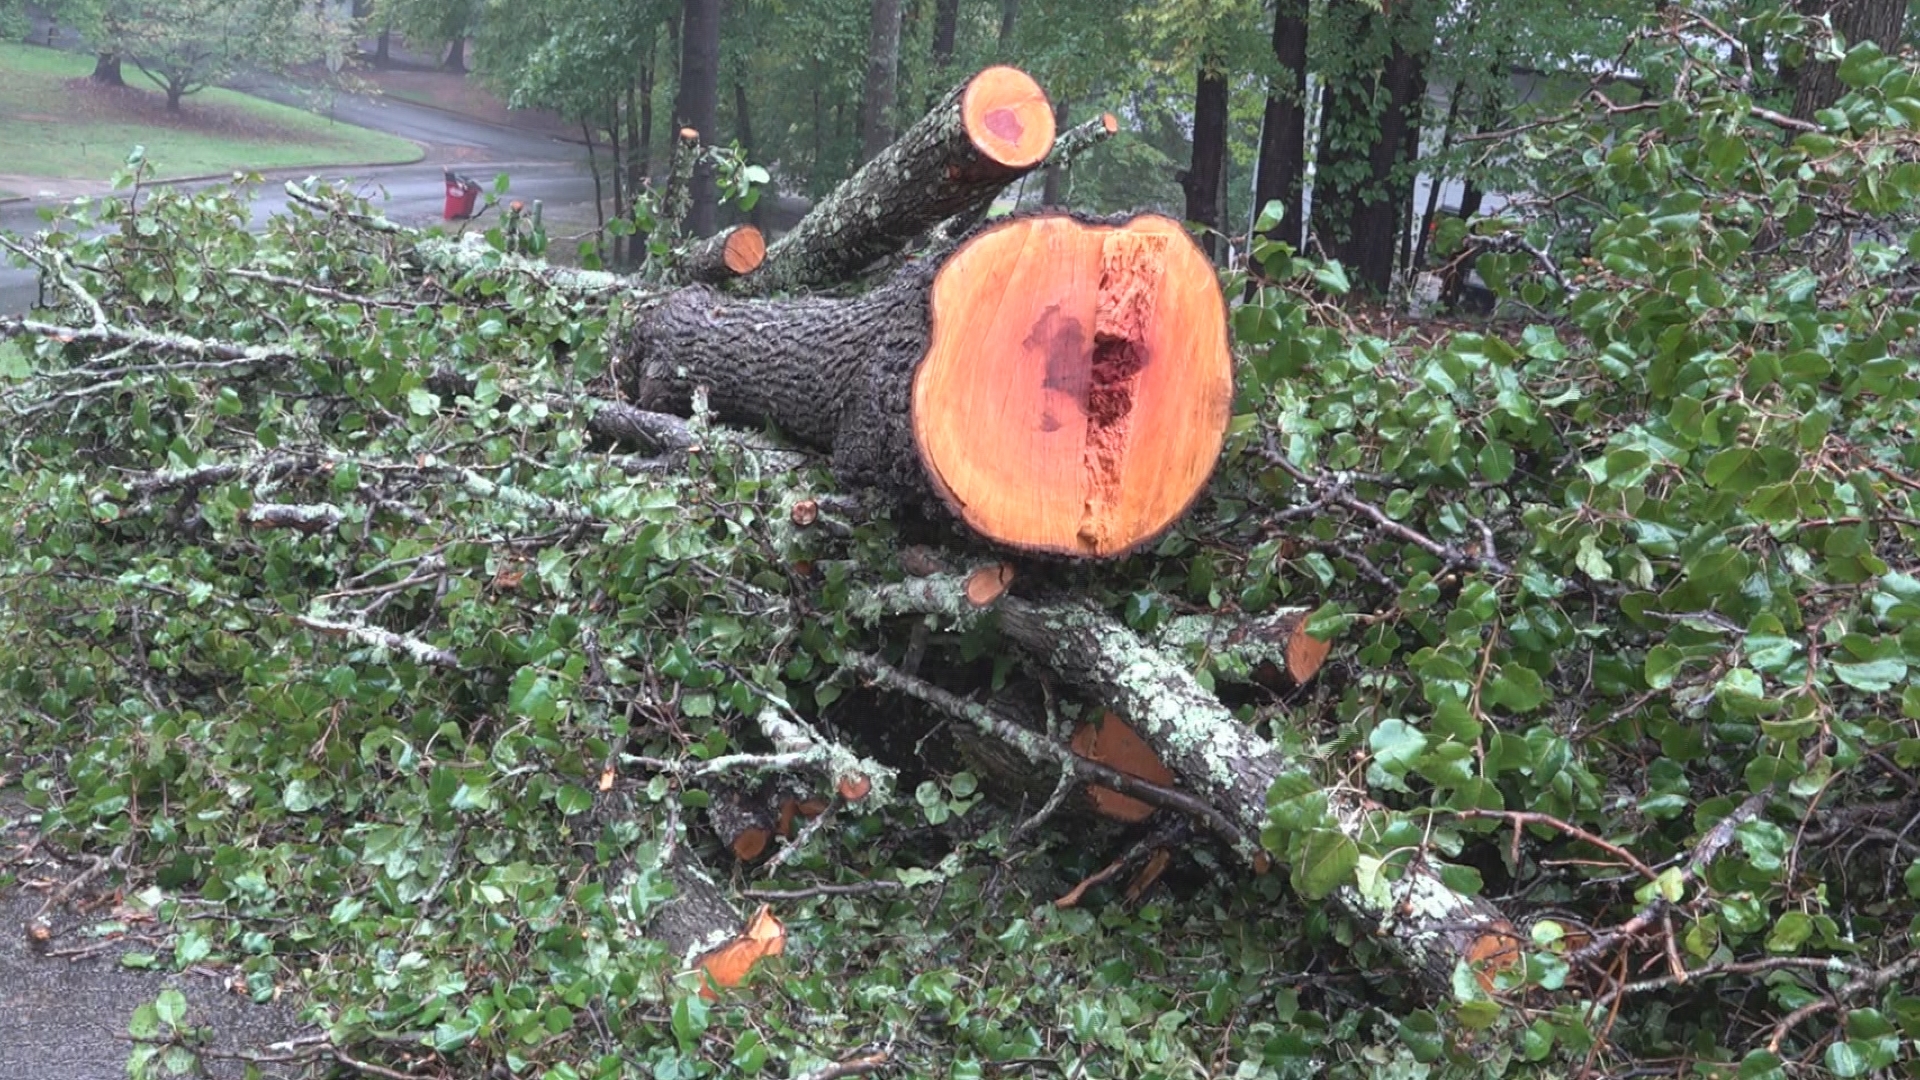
[742,66,1056,295]
[852,573,1521,996]
[626,212,1233,558]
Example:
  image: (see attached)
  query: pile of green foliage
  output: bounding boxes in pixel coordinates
[2,10,1919,1080]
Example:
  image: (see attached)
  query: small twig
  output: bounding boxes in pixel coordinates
[741,880,907,901]
[791,1052,890,1080]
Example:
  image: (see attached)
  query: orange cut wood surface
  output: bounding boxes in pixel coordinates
[1070,711,1177,823]
[912,214,1231,557]
[724,226,767,273]
[960,66,1055,168]
[695,904,786,998]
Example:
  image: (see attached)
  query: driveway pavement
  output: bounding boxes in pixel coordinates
[1,39,594,315]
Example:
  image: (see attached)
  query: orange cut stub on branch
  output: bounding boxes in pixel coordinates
[1070,711,1177,823]
[695,904,786,999]
[913,214,1232,558]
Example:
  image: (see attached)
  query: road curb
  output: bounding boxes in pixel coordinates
[361,92,588,147]
[0,152,435,208]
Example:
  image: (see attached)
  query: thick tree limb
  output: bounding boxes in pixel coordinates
[741,66,1055,295]
[854,573,1520,996]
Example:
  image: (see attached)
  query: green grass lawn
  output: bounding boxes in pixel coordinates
[0,42,423,182]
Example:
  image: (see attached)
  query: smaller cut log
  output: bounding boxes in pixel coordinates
[742,66,1056,295]
[1156,609,1331,689]
[680,225,767,284]
[706,776,828,862]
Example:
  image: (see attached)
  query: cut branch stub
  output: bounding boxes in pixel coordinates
[914,214,1232,556]
[681,225,767,285]
[1070,711,1177,823]
[742,66,1055,295]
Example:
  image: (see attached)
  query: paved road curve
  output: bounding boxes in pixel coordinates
[1,71,593,315]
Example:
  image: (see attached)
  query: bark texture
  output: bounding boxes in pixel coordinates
[1792,0,1907,120]
[625,258,938,504]
[741,68,1053,295]
[1253,0,1309,252]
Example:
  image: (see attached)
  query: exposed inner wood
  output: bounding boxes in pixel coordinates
[960,65,1055,169]
[1098,112,1119,135]
[1284,620,1331,683]
[1070,711,1177,823]
[694,903,786,997]
[724,226,767,273]
[1466,926,1524,992]
[912,214,1231,557]
[964,562,1016,606]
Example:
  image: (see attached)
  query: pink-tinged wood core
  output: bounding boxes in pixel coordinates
[913,214,1232,558]
[960,66,1055,169]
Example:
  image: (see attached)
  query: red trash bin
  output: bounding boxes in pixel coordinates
[443,170,481,220]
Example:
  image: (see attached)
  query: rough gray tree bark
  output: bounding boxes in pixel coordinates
[859,0,906,163]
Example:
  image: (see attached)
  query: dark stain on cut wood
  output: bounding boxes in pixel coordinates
[1030,303,1088,435]
[984,108,1024,143]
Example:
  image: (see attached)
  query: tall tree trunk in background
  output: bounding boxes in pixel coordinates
[1791,0,1906,120]
[1252,0,1309,254]
[583,121,606,232]
[735,80,765,227]
[859,0,905,163]
[1311,2,1433,293]
[374,25,390,64]
[933,0,960,64]
[90,51,124,87]
[627,80,644,245]
[608,95,627,266]
[1181,58,1229,262]
[998,0,1017,46]
[677,0,723,236]
[639,54,656,183]
[443,36,467,73]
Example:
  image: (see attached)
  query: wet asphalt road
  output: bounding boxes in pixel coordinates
[0,70,593,315]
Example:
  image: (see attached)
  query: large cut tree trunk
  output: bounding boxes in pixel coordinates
[741,66,1055,294]
[1792,0,1907,119]
[676,0,723,237]
[859,0,905,163]
[1252,0,1309,253]
[626,213,1232,558]
[1182,58,1229,262]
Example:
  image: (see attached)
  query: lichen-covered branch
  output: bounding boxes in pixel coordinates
[854,573,1519,996]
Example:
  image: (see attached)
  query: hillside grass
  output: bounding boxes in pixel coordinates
[0,42,422,181]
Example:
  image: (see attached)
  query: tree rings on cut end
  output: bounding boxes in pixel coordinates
[723,226,766,274]
[913,213,1232,558]
[960,66,1056,169]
